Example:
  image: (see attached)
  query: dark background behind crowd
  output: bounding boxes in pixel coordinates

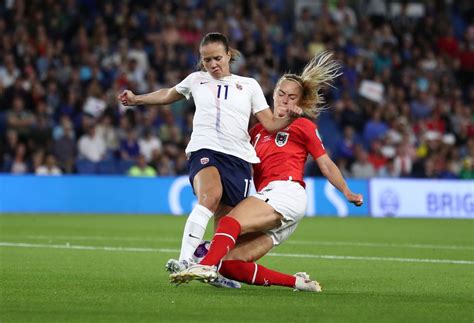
[0,0,473,179]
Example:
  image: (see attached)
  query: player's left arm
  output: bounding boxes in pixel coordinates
[255,105,302,133]
[251,78,302,133]
[316,154,364,206]
[304,122,363,206]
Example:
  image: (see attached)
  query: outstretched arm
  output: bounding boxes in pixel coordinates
[316,154,364,206]
[254,105,302,133]
[118,87,184,106]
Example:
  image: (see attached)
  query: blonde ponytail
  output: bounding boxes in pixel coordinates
[278,51,341,118]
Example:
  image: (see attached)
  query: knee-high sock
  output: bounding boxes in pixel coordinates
[199,216,241,266]
[178,204,213,262]
[219,260,296,287]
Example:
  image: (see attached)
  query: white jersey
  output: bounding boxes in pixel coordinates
[175,71,268,163]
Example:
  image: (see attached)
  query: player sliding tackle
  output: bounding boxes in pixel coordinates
[170,51,364,292]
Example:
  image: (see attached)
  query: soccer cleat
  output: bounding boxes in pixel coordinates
[293,272,322,292]
[169,264,218,285]
[165,259,190,274]
[209,274,242,288]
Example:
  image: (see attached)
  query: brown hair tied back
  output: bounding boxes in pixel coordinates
[198,32,240,70]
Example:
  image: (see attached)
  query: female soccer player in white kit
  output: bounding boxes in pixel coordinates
[119,33,300,274]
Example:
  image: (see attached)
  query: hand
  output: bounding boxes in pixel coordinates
[345,191,364,207]
[118,90,137,106]
[288,104,303,118]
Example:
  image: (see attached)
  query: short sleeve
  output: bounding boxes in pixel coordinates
[304,122,326,160]
[175,73,194,100]
[250,78,269,114]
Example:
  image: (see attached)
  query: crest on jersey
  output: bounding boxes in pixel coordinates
[275,132,289,147]
[200,157,209,165]
[236,83,243,90]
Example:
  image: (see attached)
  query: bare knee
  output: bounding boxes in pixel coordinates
[193,167,223,212]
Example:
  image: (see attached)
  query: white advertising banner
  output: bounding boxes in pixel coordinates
[370,179,474,218]
[359,80,384,103]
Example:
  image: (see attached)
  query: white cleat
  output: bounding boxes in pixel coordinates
[165,259,190,274]
[209,274,242,289]
[169,264,218,285]
[293,272,322,292]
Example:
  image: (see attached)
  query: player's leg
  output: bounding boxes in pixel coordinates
[219,263,321,291]
[201,202,243,288]
[213,203,233,232]
[171,221,321,291]
[179,232,321,291]
[220,230,320,291]
[170,181,320,290]
[219,233,296,288]
[169,150,251,276]
[225,232,273,262]
[168,192,277,281]
[212,152,252,232]
[177,166,222,263]
[199,196,282,265]
[197,181,310,274]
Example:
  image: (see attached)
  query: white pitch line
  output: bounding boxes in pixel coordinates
[2,235,472,251]
[286,240,474,251]
[1,242,473,265]
[266,252,474,265]
[18,235,178,242]
[0,242,177,253]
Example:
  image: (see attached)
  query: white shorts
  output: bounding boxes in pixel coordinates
[252,180,307,246]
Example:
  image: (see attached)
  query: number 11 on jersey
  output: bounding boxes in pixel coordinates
[217,85,229,99]
[244,178,252,197]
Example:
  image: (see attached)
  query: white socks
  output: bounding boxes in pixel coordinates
[178,204,213,262]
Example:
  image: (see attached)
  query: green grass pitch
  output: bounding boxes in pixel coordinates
[1,214,473,322]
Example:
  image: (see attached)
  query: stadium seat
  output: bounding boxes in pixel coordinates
[117,160,135,175]
[97,159,118,175]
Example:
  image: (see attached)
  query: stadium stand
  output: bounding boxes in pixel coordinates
[0,0,472,179]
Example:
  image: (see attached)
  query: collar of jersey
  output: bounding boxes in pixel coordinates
[206,72,234,80]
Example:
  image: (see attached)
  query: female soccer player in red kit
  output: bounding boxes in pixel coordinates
[170,52,364,291]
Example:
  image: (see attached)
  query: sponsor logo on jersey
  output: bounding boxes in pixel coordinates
[262,135,272,143]
[275,132,289,147]
[200,81,209,85]
[200,157,209,165]
[236,83,243,90]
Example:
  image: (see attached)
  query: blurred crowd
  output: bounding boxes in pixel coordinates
[0,0,473,179]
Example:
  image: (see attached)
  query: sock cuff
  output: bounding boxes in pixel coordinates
[194,204,213,219]
[217,216,241,237]
[187,204,214,229]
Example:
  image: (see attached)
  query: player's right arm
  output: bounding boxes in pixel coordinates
[118,87,184,106]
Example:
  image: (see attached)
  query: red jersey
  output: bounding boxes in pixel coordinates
[249,118,326,191]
